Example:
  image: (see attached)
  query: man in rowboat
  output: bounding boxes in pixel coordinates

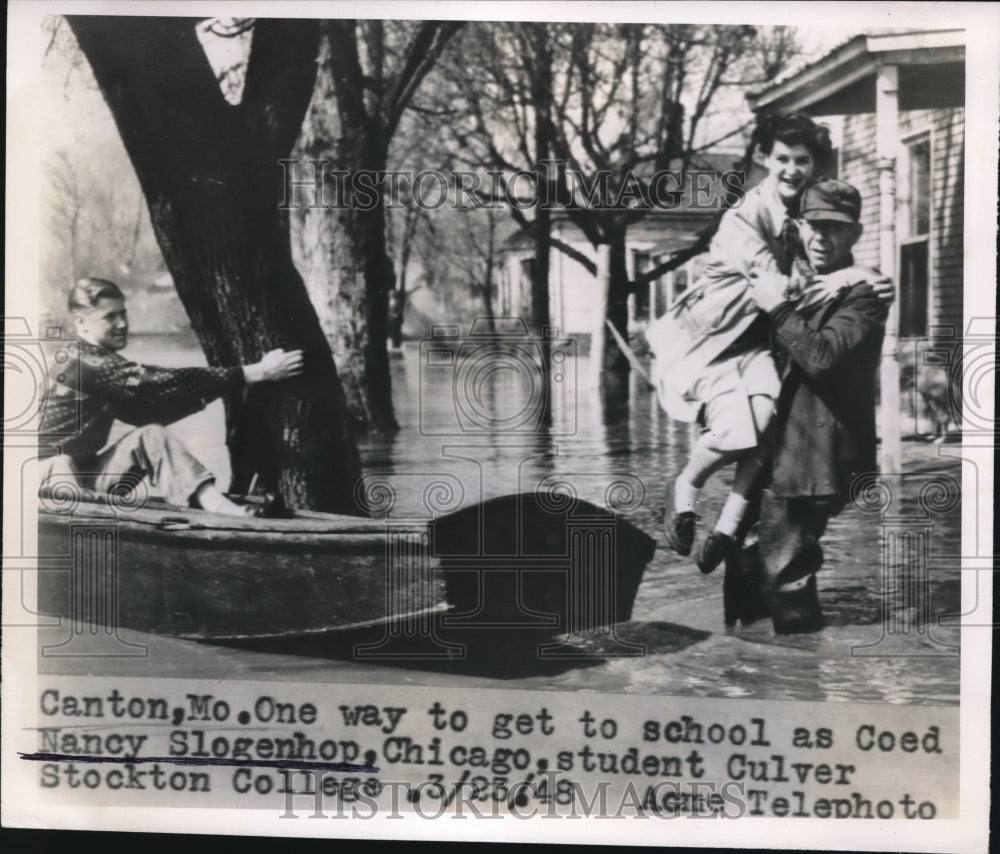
[38,278,303,517]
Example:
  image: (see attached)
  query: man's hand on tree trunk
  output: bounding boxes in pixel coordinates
[243,349,305,384]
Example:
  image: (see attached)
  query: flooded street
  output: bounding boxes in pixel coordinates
[39,337,962,705]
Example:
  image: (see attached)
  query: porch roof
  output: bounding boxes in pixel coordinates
[502,208,716,252]
[748,29,965,116]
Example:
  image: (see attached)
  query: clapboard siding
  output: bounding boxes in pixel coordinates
[841,107,964,341]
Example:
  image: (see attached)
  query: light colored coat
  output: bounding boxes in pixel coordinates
[646,181,792,420]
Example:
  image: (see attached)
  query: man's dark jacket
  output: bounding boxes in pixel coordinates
[767,279,888,501]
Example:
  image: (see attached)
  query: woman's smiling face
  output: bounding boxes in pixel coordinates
[764,141,817,205]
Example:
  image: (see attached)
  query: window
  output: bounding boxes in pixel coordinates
[899,135,931,338]
[908,138,931,236]
[519,257,534,316]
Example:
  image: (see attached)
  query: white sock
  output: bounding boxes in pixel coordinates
[193,483,245,516]
[715,493,749,537]
[674,476,700,513]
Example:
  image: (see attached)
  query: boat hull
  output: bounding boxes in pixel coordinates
[37,502,444,640]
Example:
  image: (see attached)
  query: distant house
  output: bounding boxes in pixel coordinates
[500,209,713,340]
[499,154,761,341]
[749,29,965,466]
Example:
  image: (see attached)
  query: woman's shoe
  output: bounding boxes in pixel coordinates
[664,510,696,556]
[663,480,697,555]
[697,531,732,574]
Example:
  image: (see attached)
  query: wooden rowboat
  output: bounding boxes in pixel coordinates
[36,492,656,643]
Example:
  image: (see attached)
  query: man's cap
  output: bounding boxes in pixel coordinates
[800,179,862,224]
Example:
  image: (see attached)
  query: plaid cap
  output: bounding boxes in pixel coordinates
[800,179,862,224]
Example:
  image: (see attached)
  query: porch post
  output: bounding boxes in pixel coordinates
[876,64,902,475]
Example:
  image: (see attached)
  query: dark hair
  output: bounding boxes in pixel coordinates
[68,278,125,313]
[753,113,834,174]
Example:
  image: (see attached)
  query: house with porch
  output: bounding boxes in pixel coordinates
[749,29,966,468]
[499,208,716,341]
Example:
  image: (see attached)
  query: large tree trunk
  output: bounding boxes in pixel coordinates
[331,190,397,432]
[296,147,397,433]
[295,22,398,433]
[297,20,460,430]
[68,16,365,514]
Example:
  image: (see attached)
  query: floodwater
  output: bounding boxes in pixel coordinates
[39,336,963,705]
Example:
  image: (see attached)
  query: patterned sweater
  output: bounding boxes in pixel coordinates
[39,339,244,459]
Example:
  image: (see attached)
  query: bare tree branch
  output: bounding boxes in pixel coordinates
[386,21,463,138]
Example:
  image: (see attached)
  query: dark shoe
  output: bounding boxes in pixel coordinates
[697,531,732,575]
[769,574,825,634]
[664,509,696,556]
[243,492,281,518]
[723,540,770,626]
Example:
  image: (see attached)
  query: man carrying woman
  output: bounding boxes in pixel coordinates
[737,177,888,634]
[647,112,891,633]
[649,113,838,573]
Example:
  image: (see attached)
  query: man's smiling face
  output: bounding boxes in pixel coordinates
[802,220,860,274]
[74,296,129,351]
